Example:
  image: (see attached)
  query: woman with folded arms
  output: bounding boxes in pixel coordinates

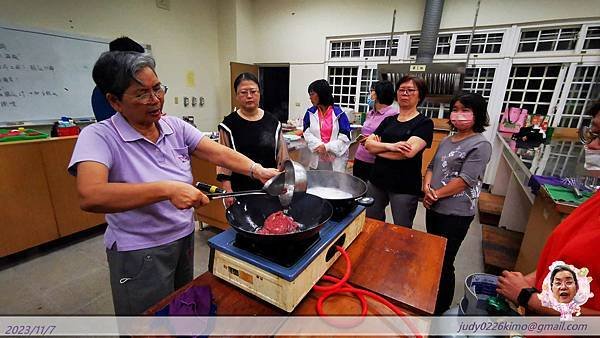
[364,75,433,228]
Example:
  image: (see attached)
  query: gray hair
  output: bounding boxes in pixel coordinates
[92,51,156,99]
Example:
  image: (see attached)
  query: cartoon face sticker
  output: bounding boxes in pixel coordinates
[551,268,578,304]
[538,261,594,321]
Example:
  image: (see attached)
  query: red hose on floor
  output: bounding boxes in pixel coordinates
[312,245,423,338]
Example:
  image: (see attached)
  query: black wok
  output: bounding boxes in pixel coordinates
[305,170,374,220]
[225,193,332,243]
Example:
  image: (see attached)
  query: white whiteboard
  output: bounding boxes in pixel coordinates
[0,24,109,124]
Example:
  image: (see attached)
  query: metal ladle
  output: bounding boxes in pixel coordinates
[195,160,307,208]
[278,159,307,207]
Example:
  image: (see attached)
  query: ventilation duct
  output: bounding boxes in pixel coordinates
[378,0,464,104]
[416,0,444,64]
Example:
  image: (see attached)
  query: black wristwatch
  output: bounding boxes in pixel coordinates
[216,174,231,182]
[517,287,537,308]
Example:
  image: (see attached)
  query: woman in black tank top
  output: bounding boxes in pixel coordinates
[217,72,288,206]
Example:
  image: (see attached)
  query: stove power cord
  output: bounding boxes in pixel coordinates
[312,245,423,338]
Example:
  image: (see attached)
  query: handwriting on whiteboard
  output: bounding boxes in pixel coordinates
[0,41,59,109]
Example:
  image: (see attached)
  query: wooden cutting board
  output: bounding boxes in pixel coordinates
[327,219,447,314]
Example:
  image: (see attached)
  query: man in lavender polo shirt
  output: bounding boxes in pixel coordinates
[352,80,398,183]
[68,51,278,315]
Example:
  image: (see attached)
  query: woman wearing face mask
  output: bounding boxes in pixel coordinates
[422,92,492,314]
[352,80,398,182]
[497,101,600,316]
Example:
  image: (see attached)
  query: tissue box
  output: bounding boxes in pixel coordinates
[55,126,80,137]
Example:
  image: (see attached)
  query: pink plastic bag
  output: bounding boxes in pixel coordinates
[498,107,528,133]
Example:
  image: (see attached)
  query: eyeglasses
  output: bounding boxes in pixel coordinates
[126,84,168,104]
[398,88,417,96]
[238,89,259,96]
[579,125,600,144]
[553,280,575,288]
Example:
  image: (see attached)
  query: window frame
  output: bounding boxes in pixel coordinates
[323,18,600,132]
[328,39,362,60]
[362,37,400,58]
[502,63,566,117]
[327,65,359,109]
[327,35,403,62]
[453,31,506,55]
[552,62,600,128]
[581,24,600,51]
[517,25,581,54]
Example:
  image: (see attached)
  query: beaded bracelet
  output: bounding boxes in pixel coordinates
[249,162,259,179]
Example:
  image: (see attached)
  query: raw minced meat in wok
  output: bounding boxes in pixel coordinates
[257,211,300,234]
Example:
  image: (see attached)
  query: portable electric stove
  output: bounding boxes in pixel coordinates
[208,206,366,312]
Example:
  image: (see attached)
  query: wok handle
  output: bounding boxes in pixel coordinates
[205,190,266,200]
[355,196,375,207]
[195,181,226,194]
[196,181,264,199]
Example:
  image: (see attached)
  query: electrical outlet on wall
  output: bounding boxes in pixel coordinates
[156,0,170,10]
[183,97,189,107]
[191,97,197,107]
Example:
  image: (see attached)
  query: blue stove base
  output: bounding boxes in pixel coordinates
[208,206,365,282]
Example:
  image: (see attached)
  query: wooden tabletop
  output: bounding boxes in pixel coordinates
[327,219,446,315]
[146,217,446,316]
[540,184,579,215]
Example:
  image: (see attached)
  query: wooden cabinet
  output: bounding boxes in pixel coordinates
[422,130,449,175]
[0,137,104,257]
[0,141,60,256]
[191,157,229,230]
[420,118,451,175]
[39,137,105,236]
[514,187,571,272]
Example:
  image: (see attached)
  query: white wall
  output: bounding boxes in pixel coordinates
[288,63,326,121]
[235,0,256,64]
[215,0,259,118]
[251,0,600,118]
[2,0,598,131]
[217,0,238,119]
[442,0,600,28]
[246,0,600,185]
[252,0,424,63]
[0,0,224,131]
[252,0,600,63]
